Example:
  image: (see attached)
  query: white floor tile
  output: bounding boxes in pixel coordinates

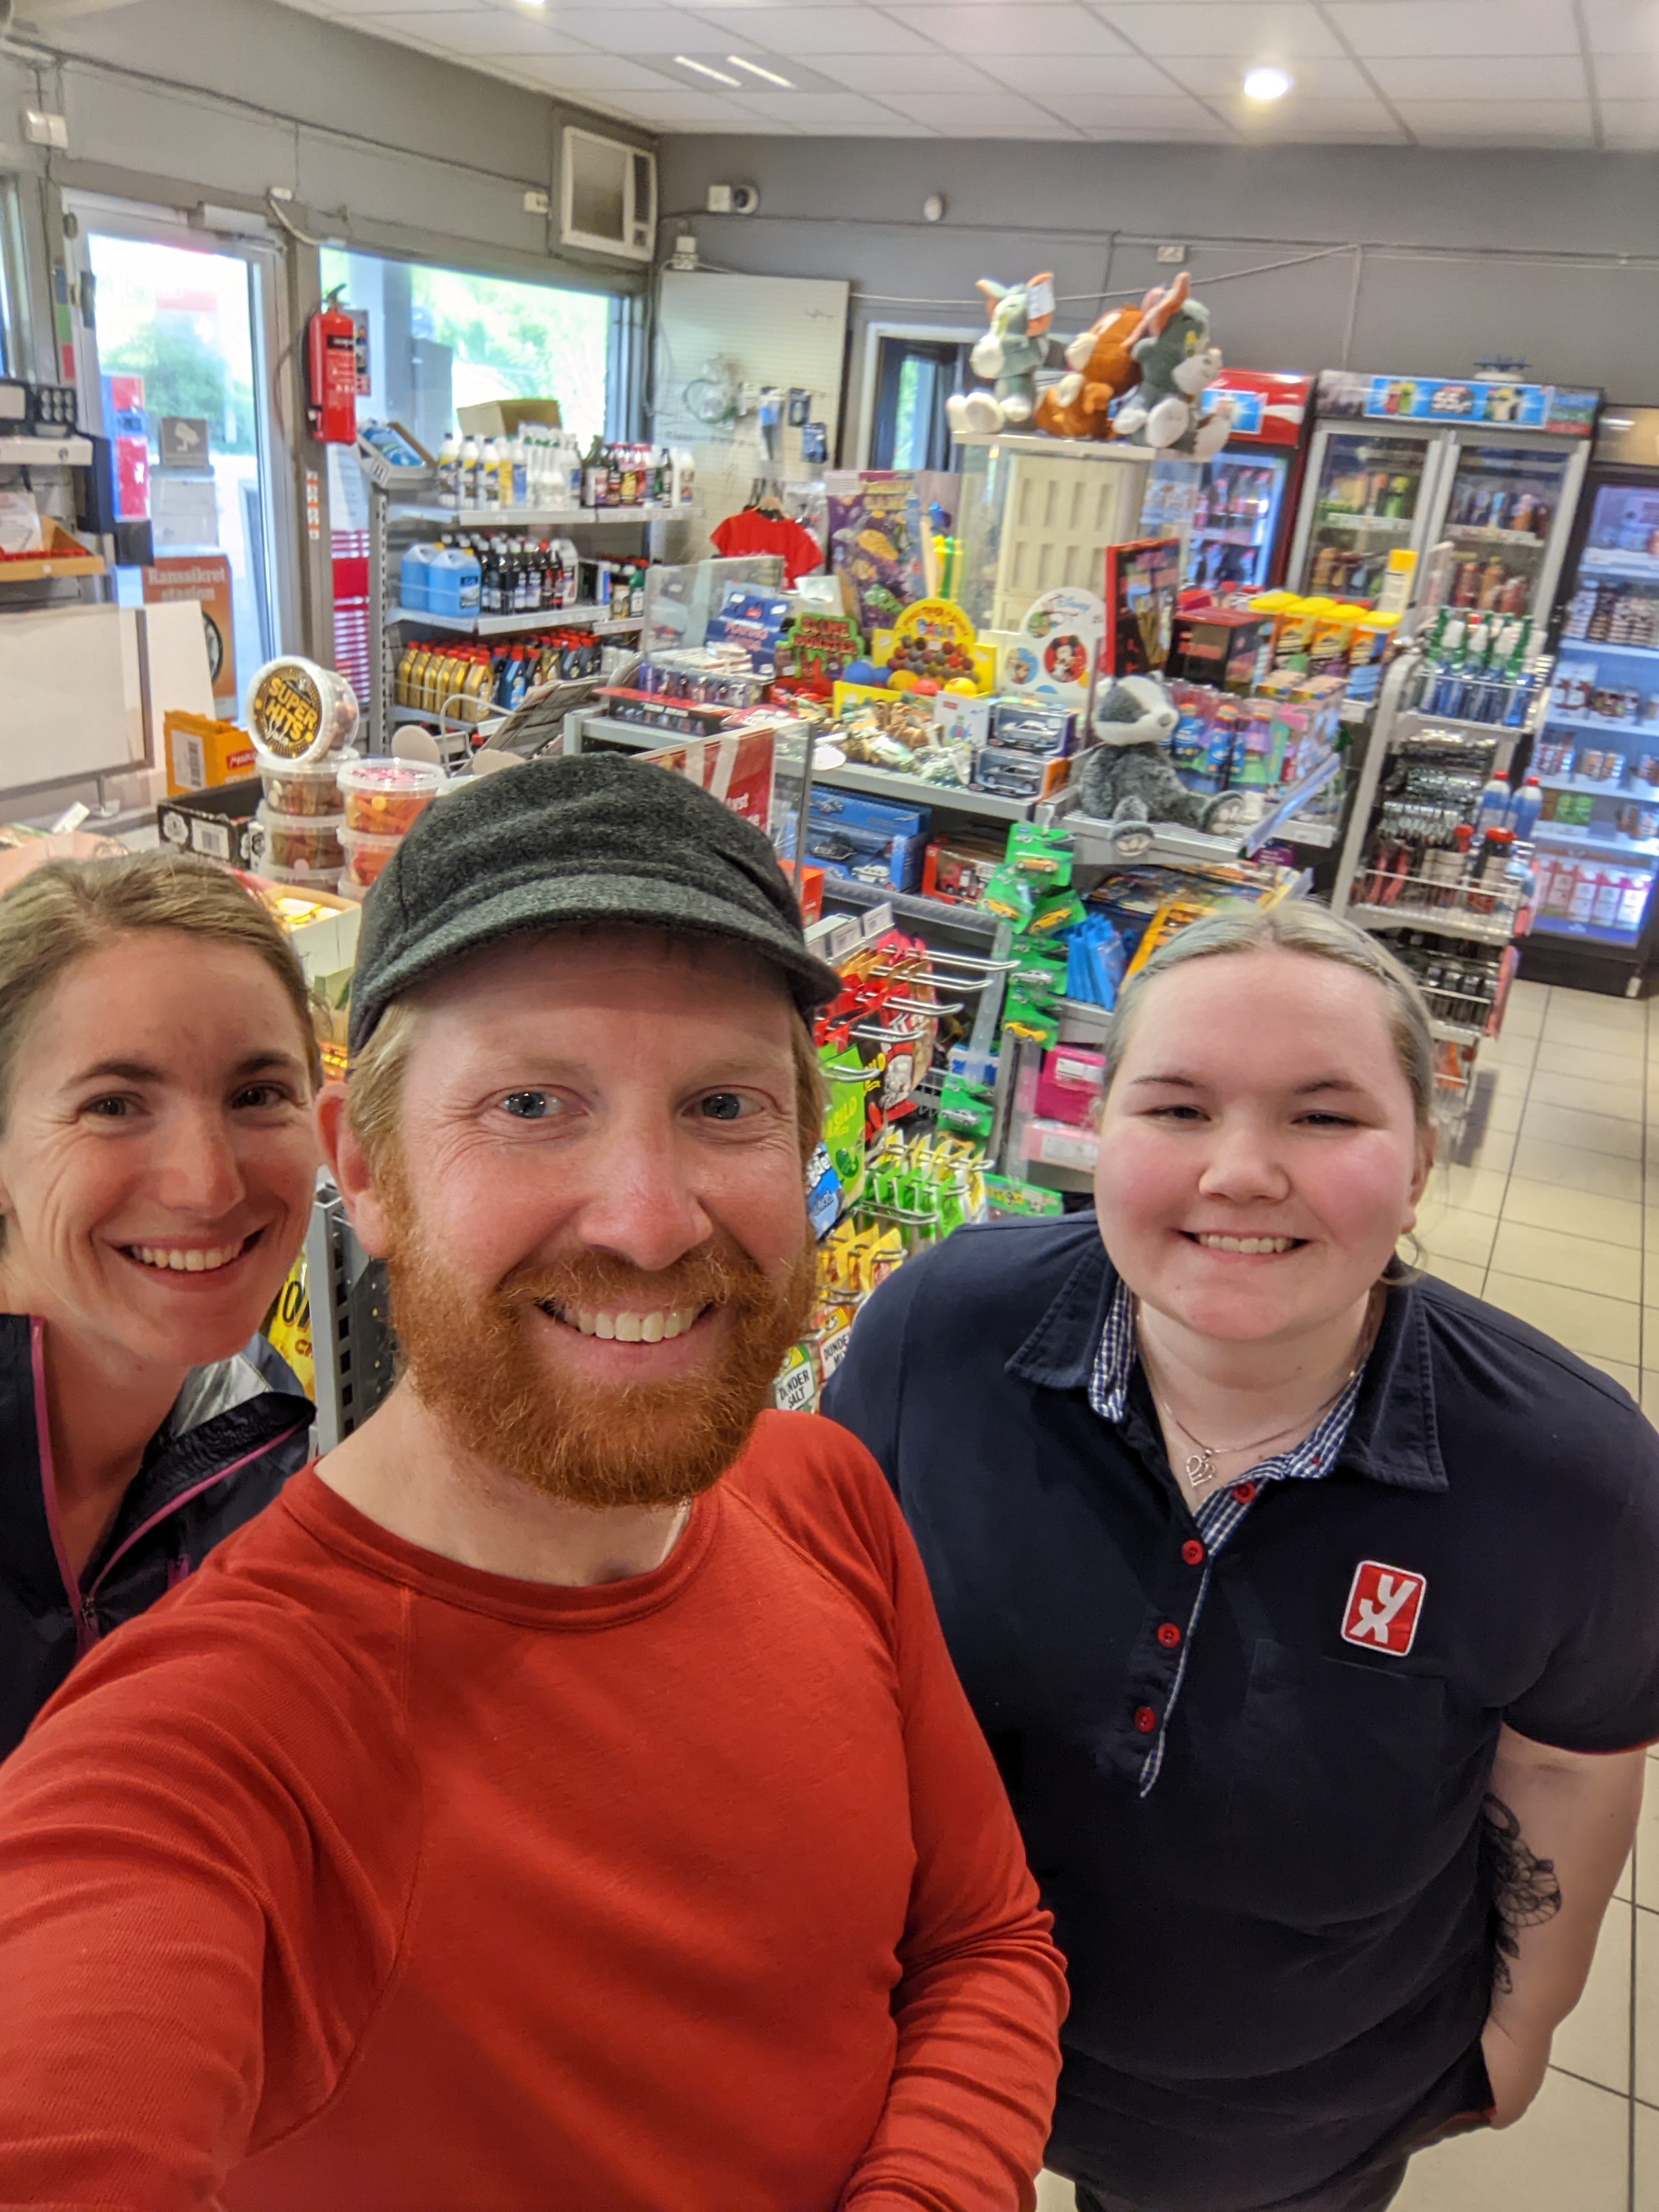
[1635,2095,1659,2211]
[1429,1164,1512,1218]
[1633,1900,1659,2104]
[1518,1102,1645,1161]
[1035,2176,1076,2212]
[1488,1220,1643,1302]
[1394,2066,1628,2211]
[1509,1138,1643,1202]
[1416,1206,1501,1271]
[1482,1273,1642,1363]
[1423,1258,1487,1297]
[1528,1067,1647,1122]
[1552,1899,1633,2095]
[1536,1038,1648,1084]
[1637,1765,1659,1913]
[1500,1176,1643,1250]
[1583,1354,1641,1393]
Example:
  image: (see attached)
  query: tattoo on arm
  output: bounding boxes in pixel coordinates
[1480,1792,1563,1994]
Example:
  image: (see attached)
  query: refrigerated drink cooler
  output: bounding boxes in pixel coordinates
[1521,404,1659,994]
[1182,370,1315,594]
[1287,371,1598,626]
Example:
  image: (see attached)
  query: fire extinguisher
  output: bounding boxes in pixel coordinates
[306,287,357,445]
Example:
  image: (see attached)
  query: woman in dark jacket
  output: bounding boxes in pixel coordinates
[0,852,319,1755]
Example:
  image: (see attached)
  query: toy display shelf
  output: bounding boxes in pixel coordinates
[1244,755,1343,853]
[565,710,1042,824]
[391,502,684,529]
[1048,758,1339,872]
[1581,548,1659,583]
[388,604,642,639]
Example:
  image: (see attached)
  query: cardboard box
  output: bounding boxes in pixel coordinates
[162,710,251,798]
[156,778,260,867]
[1168,609,1271,697]
[457,399,562,438]
[0,518,104,581]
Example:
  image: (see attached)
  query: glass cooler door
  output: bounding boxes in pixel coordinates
[1294,429,1431,600]
[1185,449,1290,592]
[1435,442,1576,621]
[1530,476,1659,949]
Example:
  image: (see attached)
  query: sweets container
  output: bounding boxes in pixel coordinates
[246,657,360,762]
[255,750,351,817]
[252,806,346,874]
[340,823,404,893]
[337,755,445,836]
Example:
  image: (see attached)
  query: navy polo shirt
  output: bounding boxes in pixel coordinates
[823,1215,1659,2212]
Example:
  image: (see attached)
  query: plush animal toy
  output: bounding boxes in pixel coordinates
[946,274,1055,436]
[1111,272,1233,459]
[1076,674,1250,857]
[1033,293,1155,441]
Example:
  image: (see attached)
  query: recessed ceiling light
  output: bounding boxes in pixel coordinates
[726,54,795,89]
[1243,65,1294,102]
[676,55,743,87]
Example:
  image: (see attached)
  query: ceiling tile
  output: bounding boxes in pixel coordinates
[1581,0,1659,49]
[806,49,1002,88]
[1601,95,1659,139]
[602,84,761,120]
[1368,53,1586,98]
[1225,93,1403,131]
[883,4,1133,54]
[1041,89,1228,126]
[689,5,941,50]
[1588,47,1659,91]
[1160,52,1372,96]
[720,87,906,119]
[321,0,489,14]
[992,51,1180,94]
[1097,3,1343,58]
[533,7,747,53]
[358,7,590,47]
[1326,0,1580,56]
[1391,98,1596,141]
[876,87,1082,127]
[509,52,678,87]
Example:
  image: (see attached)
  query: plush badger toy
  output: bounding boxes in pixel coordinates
[1076,674,1250,857]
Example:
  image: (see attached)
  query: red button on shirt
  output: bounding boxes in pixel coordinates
[1133,1705,1159,1734]
[1181,1539,1206,1566]
[1233,1482,1258,1505]
[1157,1622,1183,1650]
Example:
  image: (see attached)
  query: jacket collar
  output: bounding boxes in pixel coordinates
[1006,1234,1448,1493]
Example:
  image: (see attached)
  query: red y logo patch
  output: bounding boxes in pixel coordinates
[1341,1560,1427,1656]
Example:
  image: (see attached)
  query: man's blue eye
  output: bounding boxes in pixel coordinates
[501,1091,556,1120]
[699,1093,747,1122]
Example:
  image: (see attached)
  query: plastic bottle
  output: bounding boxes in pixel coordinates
[496,440,516,510]
[478,439,500,510]
[511,436,528,509]
[436,432,460,510]
[1507,777,1544,842]
[1475,775,1512,834]
[459,434,481,508]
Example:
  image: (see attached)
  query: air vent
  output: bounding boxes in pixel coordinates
[560,128,656,265]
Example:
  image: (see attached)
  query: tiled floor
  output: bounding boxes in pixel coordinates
[1033,979,1659,2211]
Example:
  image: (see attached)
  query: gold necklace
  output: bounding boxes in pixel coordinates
[1138,1294,1379,1496]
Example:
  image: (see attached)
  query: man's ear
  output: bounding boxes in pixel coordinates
[315,1084,394,1258]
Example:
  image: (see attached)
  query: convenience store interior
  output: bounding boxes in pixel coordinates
[5,0,1659,2206]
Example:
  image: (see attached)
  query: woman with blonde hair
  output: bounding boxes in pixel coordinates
[828,901,1659,2212]
[0,851,320,1757]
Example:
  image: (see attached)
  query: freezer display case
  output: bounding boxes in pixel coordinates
[1521,405,1659,991]
[1288,371,1598,624]
[1184,369,1314,594]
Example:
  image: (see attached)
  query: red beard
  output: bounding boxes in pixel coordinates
[382,1175,815,1509]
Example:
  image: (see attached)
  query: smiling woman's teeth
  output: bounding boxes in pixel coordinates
[131,1242,244,1273]
[1196,1234,1296,1255]
[569,1306,701,1341]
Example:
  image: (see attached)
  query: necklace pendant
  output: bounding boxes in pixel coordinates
[1185,1449,1215,1488]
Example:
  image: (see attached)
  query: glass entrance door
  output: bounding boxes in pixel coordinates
[70,208,287,718]
[1296,430,1431,600]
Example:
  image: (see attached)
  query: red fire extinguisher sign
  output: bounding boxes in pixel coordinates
[306,289,358,445]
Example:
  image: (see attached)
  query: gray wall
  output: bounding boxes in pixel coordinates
[657,137,1659,458]
[14,0,653,289]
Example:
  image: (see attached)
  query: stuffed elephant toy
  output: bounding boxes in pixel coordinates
[946,274,1055,436]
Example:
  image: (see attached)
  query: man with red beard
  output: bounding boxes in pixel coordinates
[0,756,1065,2212]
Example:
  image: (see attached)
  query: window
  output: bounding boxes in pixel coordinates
[870,337,972,472]
[319,249,613,456]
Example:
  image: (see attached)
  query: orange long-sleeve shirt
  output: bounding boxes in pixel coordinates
[0,1410,1063,2212]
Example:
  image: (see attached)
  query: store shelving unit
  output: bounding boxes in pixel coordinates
[365,468,685,752]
